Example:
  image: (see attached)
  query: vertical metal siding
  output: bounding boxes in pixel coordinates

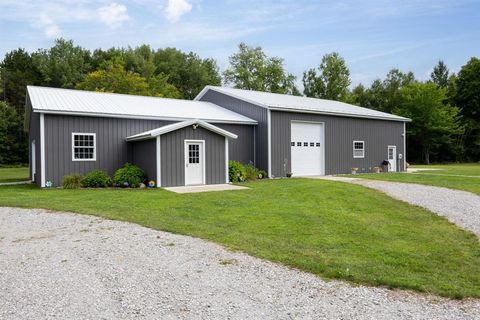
[44,114,172,186]
[130,139,157,182]
[270,111,406,176]
[160,126,226,187]
[199,90,268,172]
[215,123,255,164]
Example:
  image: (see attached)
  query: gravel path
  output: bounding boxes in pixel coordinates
[1,208,479,319]
[348,179,480,238]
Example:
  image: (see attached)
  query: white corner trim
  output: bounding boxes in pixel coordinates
[156,136,161,188]
[40,113,45,188]
[267,109,272,178]
[225,137,229,183]
[403,122,407,171]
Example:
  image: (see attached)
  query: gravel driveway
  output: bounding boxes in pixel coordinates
[0,207,479,320]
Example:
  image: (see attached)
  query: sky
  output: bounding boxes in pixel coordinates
[0,0,479,88]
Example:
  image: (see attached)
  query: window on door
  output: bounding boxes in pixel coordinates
[188,144,200,163]
[72,133,96,161]
[353,141,365,158]
[388,148,394,159]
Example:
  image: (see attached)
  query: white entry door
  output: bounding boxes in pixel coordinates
[185,140,205,185]
[291,122,324,176]
[388,145,397,172]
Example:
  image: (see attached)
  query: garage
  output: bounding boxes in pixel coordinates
[290,121,325,176]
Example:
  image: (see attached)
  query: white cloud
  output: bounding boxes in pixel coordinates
[37,13,61,38]
[163,0,192,22]
[97,3,130,27]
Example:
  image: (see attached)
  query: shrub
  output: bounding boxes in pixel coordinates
[113,163,146,188]
[62,174,82,189]
[229,160,247,182]
[245,164,267,181]
[82,170,112,188]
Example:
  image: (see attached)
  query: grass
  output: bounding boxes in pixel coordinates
[0,179,478,299]
[0,166,29,183]
[347,163,480,195]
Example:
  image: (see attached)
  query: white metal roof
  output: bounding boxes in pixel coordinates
[26,86,257,124]
[195,86,410,122]
[126,119,238,141]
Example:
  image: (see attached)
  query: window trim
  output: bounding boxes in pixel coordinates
[72,132,96,162]
[353,140,365,159]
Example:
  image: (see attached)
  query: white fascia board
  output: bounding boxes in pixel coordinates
[126,119,239,141]
[32,109,258,125]
[268,106,411,122]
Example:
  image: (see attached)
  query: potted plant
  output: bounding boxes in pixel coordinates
[351,167,359,174]
[372,166,380,173]
[286,172,293,178]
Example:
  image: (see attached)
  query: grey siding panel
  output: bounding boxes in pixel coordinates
[130,139,157,182]
[29,111,41,187]
[160,126,226,187]
[271,111,406,177]
[215,123,255,164]
[199,90,268,172]
[44,114,172,186]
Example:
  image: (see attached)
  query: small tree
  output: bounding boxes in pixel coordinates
[430,60,450,88]
[302,52,351,101]
[396,82,464,164]
[224,43,299,95]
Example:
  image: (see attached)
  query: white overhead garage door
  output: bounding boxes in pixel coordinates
[290,122,324,176]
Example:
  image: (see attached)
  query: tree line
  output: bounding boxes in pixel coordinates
[1,39,479,165]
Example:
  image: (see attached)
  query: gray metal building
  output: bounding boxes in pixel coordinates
[25,85,410,188]
[195,86,410,178]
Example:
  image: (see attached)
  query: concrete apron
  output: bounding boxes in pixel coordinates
[164,184,249,194]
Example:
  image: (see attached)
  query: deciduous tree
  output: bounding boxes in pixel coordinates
[303,52,350,101]
[396,82,464,164]
[224,43,299,95]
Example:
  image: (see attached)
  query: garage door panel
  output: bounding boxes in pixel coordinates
[291,122,324,176]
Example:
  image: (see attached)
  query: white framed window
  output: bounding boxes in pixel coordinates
[353,140,365,158]
[72,133,96,161]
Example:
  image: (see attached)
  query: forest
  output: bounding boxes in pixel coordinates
[1,39,479,165]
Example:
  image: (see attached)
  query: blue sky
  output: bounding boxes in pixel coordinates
[0,0,479,87]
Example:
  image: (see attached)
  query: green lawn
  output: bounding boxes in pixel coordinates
[0,166,29,183]
[349,163,480,195]
[0,179,478,299]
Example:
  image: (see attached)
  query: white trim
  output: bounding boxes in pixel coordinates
[268,106,411,122]
[353,140,365,159]
[225,137,229,183]
[156,136,161,188]
[184,140,206,186]
[71,133,96,161]
[267,109,272,178]
[40,113,45,187]
[403,122,406,171]
[33,109,257,125]
[31,140,36,182]
[126,119,238,141]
